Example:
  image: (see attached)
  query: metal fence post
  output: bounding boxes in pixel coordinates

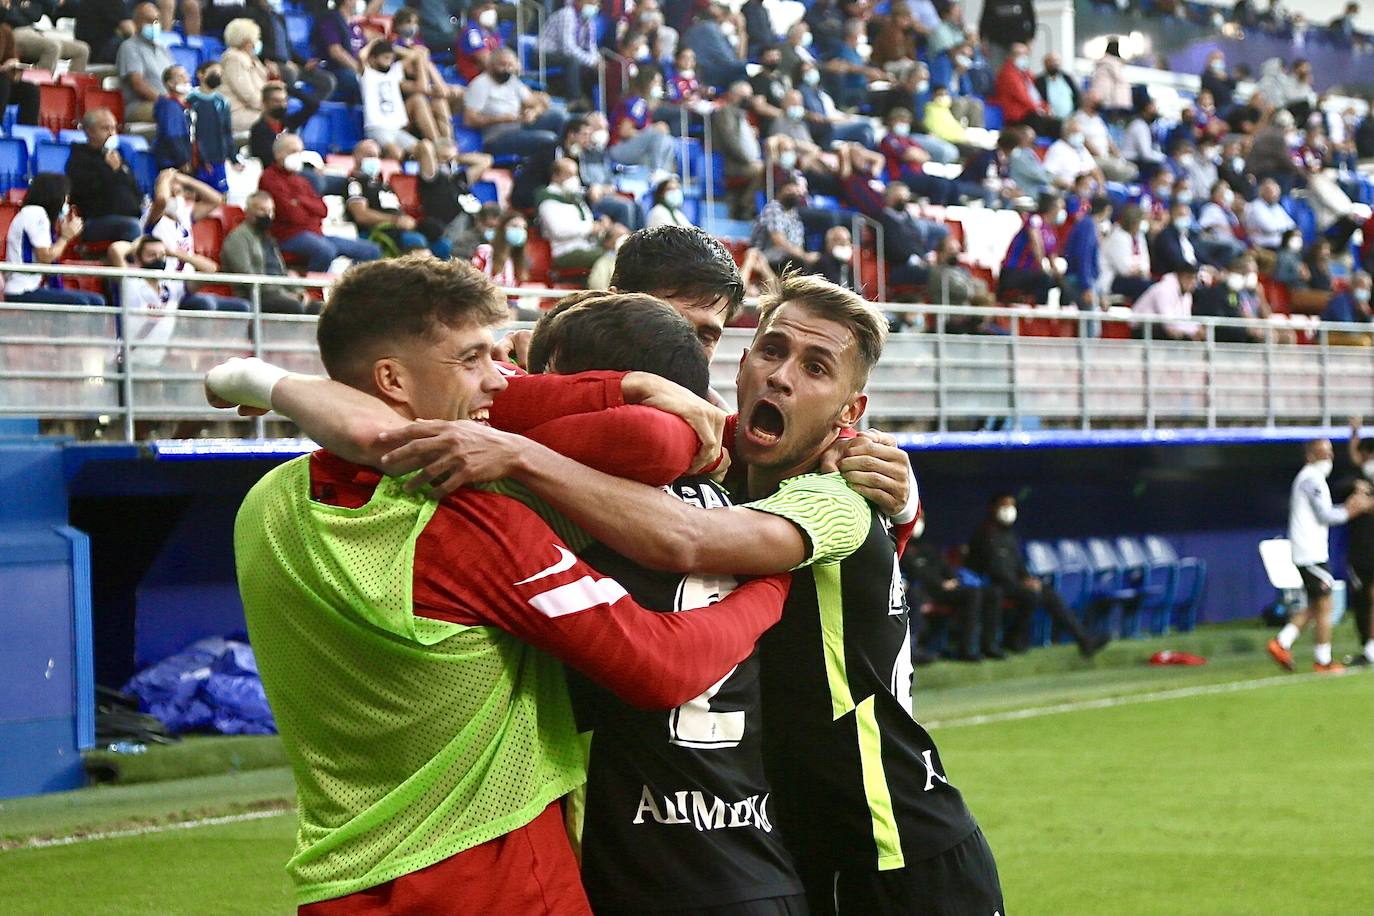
[1077,316,1089,430]
[1144,318,1155,430]
[702,112,715,232]
[1205,319,1217,429]
[935,309,947,432]
[1264,321,1275,428]
[1319,322,1330,426]
[1009,312,1020,431]
[250,280,266,439]
[119,293,135,441]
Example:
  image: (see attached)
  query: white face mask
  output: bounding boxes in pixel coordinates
[912,518,926,540]
[282,151,304,172]
[1246,272,1258,290]
[478,8,498,28]
[678,68,695,81]
[1286,236,1303,252]
[1363,459,1374,479]
[103,134,120,152]
[891,122,910,137]
[1226,273,1245,291]
[1313,458,1334,478]
[561,176,583,194]
[174,81,192,95]
[590,128,609,148]
[997,505,1018,526]
[831,244,853,262]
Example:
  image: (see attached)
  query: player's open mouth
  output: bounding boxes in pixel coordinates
[745,400,785,447]
[469,408,490,424]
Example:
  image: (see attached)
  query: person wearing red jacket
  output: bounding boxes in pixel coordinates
[991,42,1061,139]
[257,132,382,272]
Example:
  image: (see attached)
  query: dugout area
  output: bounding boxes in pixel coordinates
[0,428,1363,799]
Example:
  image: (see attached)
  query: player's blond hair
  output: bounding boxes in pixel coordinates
[754,272,888,388]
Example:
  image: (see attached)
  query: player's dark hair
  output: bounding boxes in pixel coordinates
[317,254,507,386]
[527,291,710,398]
[755,271,887,388]
[610,225,745,319]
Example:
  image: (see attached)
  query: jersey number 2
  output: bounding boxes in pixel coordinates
[668,573,745,749]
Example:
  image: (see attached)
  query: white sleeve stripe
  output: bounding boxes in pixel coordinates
[528,576,629,618]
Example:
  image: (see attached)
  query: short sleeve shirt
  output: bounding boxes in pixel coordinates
[465,73,532,139]
[611,95,650,142]
[746,473,872,568]
[4,205,52,294]
[116,36,173,106]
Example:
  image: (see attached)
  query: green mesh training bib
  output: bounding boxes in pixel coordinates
[234,456,585,905]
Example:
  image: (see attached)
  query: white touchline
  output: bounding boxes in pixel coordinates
[925,669,1362,730]
[3,808,290,852]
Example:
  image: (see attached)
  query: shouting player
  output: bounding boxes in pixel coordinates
[218,257,790,914]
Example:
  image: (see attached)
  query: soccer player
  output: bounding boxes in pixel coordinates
[1268,438,1373,674]
[380,274,1003,915]
[215,257,791,914]
[1341,419,1374,667]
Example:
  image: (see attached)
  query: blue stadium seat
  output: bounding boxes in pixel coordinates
[128,148,156,194]
[319,102,361,153]
[983,103,1003,130]
[1113,536,1173,636]
[1144,536,1206,631]
[299,112,329,154]
[0,137,29,190]
[453,126,482,153]
[1085,538,1146,637]
[33,139,70,174]
[2,104,16,132]
[184,34,225,59]
[472,180,497,204]
[171,44,202,74]
[8,124,53,161]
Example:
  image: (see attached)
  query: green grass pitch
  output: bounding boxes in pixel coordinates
[1,627,1370,915]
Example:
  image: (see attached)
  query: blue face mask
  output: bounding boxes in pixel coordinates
[141,22,161,42]
[664,187,684,208]
[505,226,527,247]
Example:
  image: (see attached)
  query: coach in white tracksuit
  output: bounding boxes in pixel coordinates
[1268,438,1374,673]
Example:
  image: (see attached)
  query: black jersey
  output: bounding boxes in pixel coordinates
[747,475,980,876]
[572,475,804,912]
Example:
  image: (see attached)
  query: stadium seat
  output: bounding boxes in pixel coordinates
[33,139,71,174]
[8,123,53,160]
[19,67,53,85]
[38,84,78,131]
[320,102,361,153]
[220,205,245,234]
[58,128,86,145]
[57,72,102,96]
[389,172,421,217]
[170,44,202,75]
[299,113,330,155]
[1084,538,1147,637]
[453,126,482,154]
[1113,537,1173,636]
[285,11,313,58]
[1144,536,1206,631]
[0,201,19,257]
[192,218,224,260]
[0,138,29,191]
[81,88,124,127]
[127,149,156,194]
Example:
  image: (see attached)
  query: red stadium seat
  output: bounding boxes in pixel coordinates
[389,172,421,217]
[5,187,24,205]
[38,84,78,131]
[80,88,124,127]
[19,67,53,84]
[57,259,107,295]
[58,72,102,95]
[220,205,245,234]
[192,218,225,260]
[524,234,551,286]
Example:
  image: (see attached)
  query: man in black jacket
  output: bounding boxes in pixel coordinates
[66,108,143,242]
[902,517,1004,662]
[966,494,1108,656]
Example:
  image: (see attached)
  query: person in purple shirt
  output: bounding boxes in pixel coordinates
[313,0,372,104]
[999,192,1066,304]
[608,68,677,175]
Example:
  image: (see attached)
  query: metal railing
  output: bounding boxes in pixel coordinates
[2,262,1373,441]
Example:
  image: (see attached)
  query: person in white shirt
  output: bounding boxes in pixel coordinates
[1098,205,1153,300]
[1242,178,1297,249]
[1042,118,1103,190]
[1196,180,1248,266]
[1119,98,1165,168]
[1268,439,1373,673]
[1077,92,1136,182]
[117,236,184,367]
[3,172,104,305]
[537,156,626,273]
[1130,266,1199,340]
[464,48,565,159]
[646,176,693,228]
[360,41,422,159]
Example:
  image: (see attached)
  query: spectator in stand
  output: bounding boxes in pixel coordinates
[1120,96,1166,175]
[145,167,226,276]
[991,42,1059,138]
[928,1,967,59]
[344,139,451,259]
[881,181,948,286]
[1274,231,1319,290]
[1087,40,1131,117]
[10,0,89,71]
[779,22,814,83]
[1153,200,1201,275]
[880,107,955,200]
[0,8,36,128]
[470,209,528,290]
[181,61,235,192]
[3,172,103,305]
[67,109,143,243]
[749,43,789,131]
[1036,52,1078,122]
[1063,196,1111,308]
[1132,264,1201,340]
[647,175,691,228]
[219,190,316,314]
[510,115,634,228]
[1200,50,1237,114]
[465,49,565,159]
[540,0,600,110]
[260,132,381,271]
[1218,135,1257,200]
[222,18,275,134]
[922,85,971,149]
[684,3,748,90]
[609,68,677,176]
[751,175,815,274]
[451,202,499,261]
[768,88,816,148]
[115,231,253,313]
[1077,90,1135,181]
[967,494,1107,656]
[928,234,996,320]
[1246,109,1302,189]
[978,0,1035,71]
[76,0,134,66]
[999,192,1065,303]
[825,17,885,111]
[1191,258,1263,342]
[1099,205,1153,302]
[455,0,501,83]
[537,156,626,273]
[313,0,372,105]
[1180,136,1220,197]
[416,137,491,250]
[1007,124,1053,198]
[405,0,465,53]
[932,42,986,129]
[153,64,196,173]
[1243,178,1297,250]
[1323,272,1373,344]
[388,13,461,140]
[668,46,706,104]
[249,80,311,165]
[1043,117,1103,190]
[1197,181,1248,266]
[247,0,337,104]
[796,59,873,148]
[1287,59,1317,124]
[869,5,919,79]
[902,518,1003,662]
[359,40,430,158]
[118,2,172,122]
[815,225,855,289]
[710,81,764,220]
[632,0,678,63]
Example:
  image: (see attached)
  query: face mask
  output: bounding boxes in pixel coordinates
[1286,236,1303,252]
[649,83,664,100]
[635,47,652,62]
[664,187,684,207]
[483,226,496,241]
[800,31,814,47]
[803,69,820,86]
[1285,131,1299,146]
[786,104,804,120]
[103,134,119,152]
[1221,188,1234,206]
[1355,288,1371,303]
[504,225,527,247]
[398,24,418,37]
[253,40,263,56]
[1174,214,1191,230]
[493,70,513,84]
[479,9,497,28]
[58,202,70,221]
[204,73,223,89]
[1226,273,1245,291]
[1363,459,1374,479]
[359,156,382,177]
[174,81,192,95]
[1313,459,1334,478]
[997,506,1018,526]
[1175,190,1193,205]
[1246,272,1258,290]
[142,258,167,271]
[1054,209,1067,225]
[954,54,971,68]
[1210,59,1225,73]
[561,176,582,195]
[590,128,609,148]
[832,244,853,261]
[282,151,304,172]
[891,122,910,137]
[267,105,288,120]
[1068,133,1085,150]
[141,22,160,41]
[580,3,599,19]
[252,213,273,231]
[912,518,926,540]
[1232,156,1245,172]
[1014,55,1030,71]
[678,68,695,81]
[779,150,797,170]
[915,79,929,94]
